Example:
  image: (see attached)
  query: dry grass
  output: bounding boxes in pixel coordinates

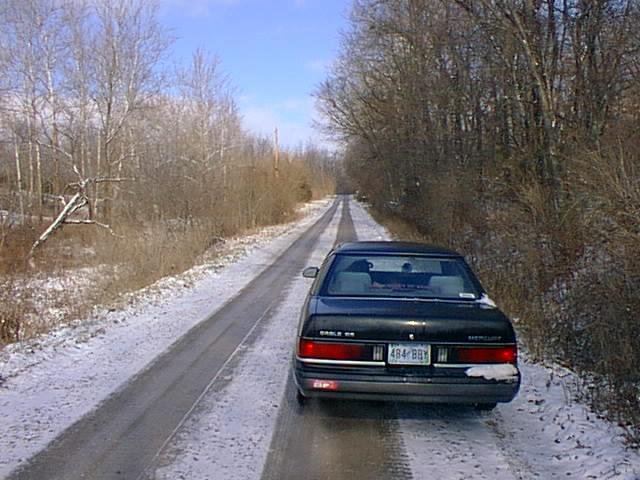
[0,160,334,345]
[367,209,424,242]
[0,278,33,344]
[0,225,38,274]
[93,221,221,301]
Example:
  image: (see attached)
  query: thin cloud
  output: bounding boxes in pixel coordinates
[279,97,313,112]
[160,0,239,17]
[305,59,330,73]
[240,100,326,149]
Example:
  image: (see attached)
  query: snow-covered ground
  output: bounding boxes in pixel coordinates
[0,198,333,477]
[1,196,639,480]
[151,198,341,480]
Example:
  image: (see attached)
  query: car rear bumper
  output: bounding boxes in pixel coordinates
[294,365,520,404]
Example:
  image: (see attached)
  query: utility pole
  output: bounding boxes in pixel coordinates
[273,127,279,178]
[14,135,25,219]
[220,123,227,202]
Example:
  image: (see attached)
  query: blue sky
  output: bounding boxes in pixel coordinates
[159,0,350,148]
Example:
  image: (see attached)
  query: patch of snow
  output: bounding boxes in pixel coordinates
[396,404,519,480]
[0,210,54,227]
[491,358,640,479]
[3,265,111,337]
[348,198,391,241]
[477,293,497,308]
[466,364,519,381]
[0,197,334,477]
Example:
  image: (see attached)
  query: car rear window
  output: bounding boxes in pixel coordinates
[322,254,481,300]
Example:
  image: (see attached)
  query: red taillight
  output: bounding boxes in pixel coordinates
[455,345,517,364]
[299,339,368,361]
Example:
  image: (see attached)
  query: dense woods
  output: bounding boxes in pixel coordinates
[0,0,334,342]
[318,0,640,442]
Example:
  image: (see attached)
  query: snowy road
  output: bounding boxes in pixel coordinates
[1,196,639,480]
[6,199,340,480]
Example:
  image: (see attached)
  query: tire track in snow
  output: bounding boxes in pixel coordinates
[261,196,413,480]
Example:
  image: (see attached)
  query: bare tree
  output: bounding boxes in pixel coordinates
[0,0,335,269]
[90,0,171,221]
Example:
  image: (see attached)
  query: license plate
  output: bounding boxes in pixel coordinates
[388,343,431,365]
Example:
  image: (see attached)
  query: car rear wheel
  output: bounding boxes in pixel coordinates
[296,389,307,406]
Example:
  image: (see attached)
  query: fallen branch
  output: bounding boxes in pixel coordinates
[27,174,131,261]
[63,219,121,237]
[27,193,87,258]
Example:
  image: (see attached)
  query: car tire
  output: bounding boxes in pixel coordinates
[296,389,307,406]
[474,402,497,411]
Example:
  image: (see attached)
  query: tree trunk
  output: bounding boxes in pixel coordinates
[35,142,43,221]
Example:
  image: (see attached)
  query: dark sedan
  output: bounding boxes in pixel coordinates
[293,241,520,410]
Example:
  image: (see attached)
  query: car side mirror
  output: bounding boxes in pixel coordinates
[302,267,319,278]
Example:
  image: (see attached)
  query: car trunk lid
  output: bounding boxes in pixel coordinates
[303,297,516,344]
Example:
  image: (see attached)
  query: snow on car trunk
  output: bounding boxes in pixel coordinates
[466,364,519,381]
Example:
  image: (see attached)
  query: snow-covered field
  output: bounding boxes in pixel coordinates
[1,196,639,480]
